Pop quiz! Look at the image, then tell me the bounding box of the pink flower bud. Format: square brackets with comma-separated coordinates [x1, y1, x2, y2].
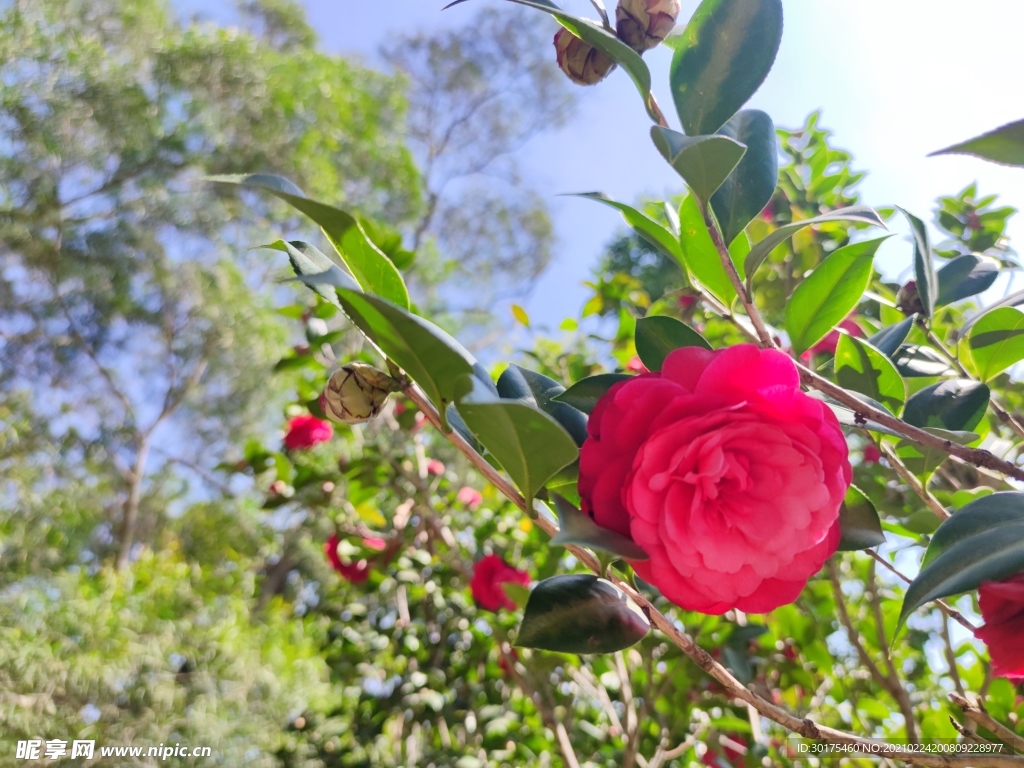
[625, 356, 648, 374]
[457, 486, 483, 510]
[554, 28, 616, 86]
[616, 0, 680, 52]
[426, 459, 445, 476]
[320, 363, 396, 425]
[863, 445, 882, 464]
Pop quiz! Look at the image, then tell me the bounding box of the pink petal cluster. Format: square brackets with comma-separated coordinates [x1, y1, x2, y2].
[469, 554, 530, 612]
[578, 344, 851, 614]
[456, 486, 484, 510]
[283, 414, 333, 451]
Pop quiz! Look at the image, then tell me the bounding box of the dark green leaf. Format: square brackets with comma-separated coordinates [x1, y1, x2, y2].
[650, 127, 746, 202]
[898, 207, 937, 318]
[545, 461, 581, 507]
[837, 485, 885, 552]
[902, 379, 990, 432]
[894, 429, 976, 480]
[679, 194, 748, 305]
[458, 393, 579, 508]
[553, 373, 633, 414]
[446, 0, 660, 122]
[208, 174, 410, 308]
[785, 237, 888, 355]
[967, 307, 1024, 381]
[869, 317, 915, 358]
[710, 110, 778, 245]
[497, 365, 589, 446]
[936, 254, 999, 307]
[929, 119, 1024, 167]
[260, 239, 360, 305]
[891, 345, 953, 378]
[834, 334, 906, 414]
[515, 575, 650, 654]
[572, 193, 682, 265]
[549, 495, 649, 560]
[899, 492, 1024, 629]
[635, 316, 711, 372]
[743, 207, 886, 291]
[668, 0, 784, 135]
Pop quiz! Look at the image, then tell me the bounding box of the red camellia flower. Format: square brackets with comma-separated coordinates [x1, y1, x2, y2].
[457, 486, 484, 510]
[974, 573, 1024, 680]
[324, 533, 370, 583]
[863, 445, 882, 464]
[578, 344, 851, 614]
[469, 554, 530, 612]
[283, 414, 333, 451]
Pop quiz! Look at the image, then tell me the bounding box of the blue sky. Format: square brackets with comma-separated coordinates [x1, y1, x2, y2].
[185, 0, 1024, 328]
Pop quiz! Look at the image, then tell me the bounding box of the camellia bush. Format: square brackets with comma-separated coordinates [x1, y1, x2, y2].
[208, 0, 1024, 765]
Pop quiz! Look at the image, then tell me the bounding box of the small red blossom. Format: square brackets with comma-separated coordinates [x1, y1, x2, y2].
[457, 487, 484, 510]
[470, 554, 530, 612]
[625, 356, 649, 374]
[974, 572, 1024, 680]
[801, 318, 863, 360]
[426, 459, 446, 476]
[678, 294, 697, 309]
[283, 414, 333, 451]
[362, 536, 387, 552]
[324, 533, 370, 583]
[863, 445, 882, 464]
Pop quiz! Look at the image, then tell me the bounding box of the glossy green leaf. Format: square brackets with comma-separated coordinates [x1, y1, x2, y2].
[834, 334, 906, 414]
[898, 207, 937, 318]
[837, 485, 885, 552]
[868, 317, 915, 358]
[929, 119, 1024, 167]
[899, 492, 1024, 629]
[743, 207, 886, 291]
[785, 237, 887, 355]
[635, 316, 711, 372]
[936, 254, 999, 307]
[650, 127, 746, 202]
[554, 373, 633, 414]
[446, 0, 660, 122]
[545, 461, 581, 507]
[207, 174, 410, 308]
[669, 0, 784, 135]
[497, 365, 589, 447]
[458, 395, 579, 509]
[549, 494, 649, 560]
[573, 193, 683, 265]
[260, 239, 360, 305]
[679, 194, 748, 305]
[903, 379, 990, 432]
[967, 307, 1024, 381]
[891, 344, 953, 378]
[710, 110, 778, 245]
[894, 430, 975, 480]
[515, 575, 650, 654]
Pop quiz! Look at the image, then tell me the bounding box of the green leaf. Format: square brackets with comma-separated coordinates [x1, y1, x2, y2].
[572, 193, 683, 265]
[837, 485, 885, 552]
[650, 127, 746, 202]
[207, 174, 410, 308]
[811, 392, 907, 440]
[260, 239, 360, 305]
[898, 207, 937, 319]
[497, 365, 589, 447]
[743, 207, 886, 292]
[515, 575, 650, 654]
[545, 461, 581, 507]
[894, 431, 974, 480]
[553, 373, 633, 414]
[902, 379, 990, 432]
[458, 395, 579, 509]
[967, 307, 1024, 381]
[446, 0, 660, 122]
[899, 492, 1024, 630]
[785, 237, 888, 355]
[710, 110, 778, 245]
[634, 316, 711, 372]
[333, 286, 477, 430]
[929, 119, 1024, 167]
[549, 495, 649, 560]
[868, 317, 915, 357]
[668, 0, 784, 136]
[936, 254, 999, 307]
[834, 334, 906, 415]
[679, 194, 748, 305]
[891, 345, 953, 378]
[358, 216, 416, 270]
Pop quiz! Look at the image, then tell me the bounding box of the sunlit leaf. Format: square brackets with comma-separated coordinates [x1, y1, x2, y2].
[634, 316, 711, 372]
[710, 110, 778, 245]
[967, 307, 1024, 381]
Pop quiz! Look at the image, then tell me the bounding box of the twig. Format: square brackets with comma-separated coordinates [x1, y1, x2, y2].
[941, 616, 966, 698]
[867, 551, 978, 632]
[877, 441, 950, 520]
[867, 559, 919, 741]
[950, 694, 1024, 754]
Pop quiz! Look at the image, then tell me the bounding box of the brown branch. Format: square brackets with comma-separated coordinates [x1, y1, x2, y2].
[866, 551, 978, 632]
[867, 559, 919, 741]
[941, 617, 966, 698]
[950, 694, 1024, 754]
[877, 441, 950, 520]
